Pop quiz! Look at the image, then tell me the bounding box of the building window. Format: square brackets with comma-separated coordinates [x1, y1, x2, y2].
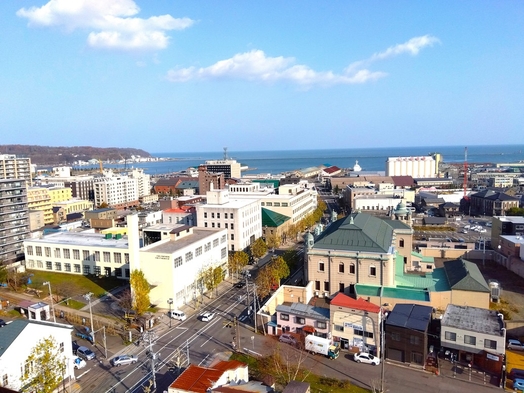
[296, 317, 305, 325]
[211, 212, 215, 219]
[196, 246, 203, 257]
[102, 252, 110, 262]
[125, 269, 130, 278]
[45, 247, 51, 257]
[427, 265, 433, 270]
[484, 339, 497, 350]
[55, 262, 62, 271]
[114, 253, 122, 264]
[399, 239, 405, 247]
[445, 331, 456, 341]
[205, 242, 211, 252]
[350, 263, 355, 274]
[221, 235, 227, 243]
[62, 249, 70, 259]
[65, 263, 71, 272]
[54, 248, 61, 258]
[391, 332, 401, 341]
[94, 266, 101, 276]
[204, 212, 207, 218]
[37, 261, 43, 269]
[74, 264, 81, 273]
[324, 282, 330, 291]
[221, 247, 227, 258]
[315, 281, 320, 290]
[339, 283, 345, 292]
[212, 223, 215, 228]
[317, 321, 327, 329]
[231, 223, 234, 229]
[224, 213, 228, 219]
[225, 223, 228, 229]
[3, 374, 8, 386]
[46, 261, 52, 270]
[280, 313, 289, 321]
[27, 246, 33, 255]
[334, 324, 344, 332]
[217, 213, 220, 219]
[27, 260, 34, 268]
[464, 335, 476, 346]
[174, 257, 183, 268]
[185, 252, 193, 262]
[213, 239, 219, 247]
[217, 223, 220, 228]
[83, 250, 89, 261]
[94, 251, 100, 262]
[73, 249, 80, 260]
[231, 234, 235, 240]
[339, 263, 344, 273]
[204, 222, 208, 227]
[319, 262, 325, 272]
[410, 335, 420, 345]
[115, 268, 122, 277]
[36, 246, 42, 256]
[124, 253, 129, 263]
[83, 265, 90, 275]
[369, 266, 376, 277]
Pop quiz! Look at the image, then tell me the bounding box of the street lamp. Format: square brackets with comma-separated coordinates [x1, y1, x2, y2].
[83, 292, 95, 342]
[43, 281, 56, 323]
[167, 298, 173, 328]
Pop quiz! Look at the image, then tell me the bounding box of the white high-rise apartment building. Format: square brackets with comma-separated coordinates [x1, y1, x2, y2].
[128, 168, 151, 197]
[196, 189, 261, 252]
[93, 175, 139, 209]
[0, 154, 32, 185]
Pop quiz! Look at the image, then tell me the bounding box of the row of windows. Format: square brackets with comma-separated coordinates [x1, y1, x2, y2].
[444, 331, 497, 349]
[261, 202, 289, 207]
[25, 260, 130, 277]
[204, 212, 234, 219]
[174, 238, 224, 269]
[26, 246, 128, 264]
[279, 313, 327, 329]
[204, 222, 235, 230]
[318, 262, 377, 277]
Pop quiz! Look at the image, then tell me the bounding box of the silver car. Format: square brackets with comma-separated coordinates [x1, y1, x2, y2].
[110, 355, 138, 367]
[77, 346, 95, 361]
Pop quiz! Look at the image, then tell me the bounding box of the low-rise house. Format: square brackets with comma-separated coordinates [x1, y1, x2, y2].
[440, 304, 505, 376]
[384, 303, 433, 366]
[274, 302, 330, 338]
[0, 320, 74, 392]
[329, 293, 381, 355]
[168, 360, 249, 393]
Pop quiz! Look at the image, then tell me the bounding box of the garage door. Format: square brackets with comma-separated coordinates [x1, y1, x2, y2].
[387, 348, 404, 362]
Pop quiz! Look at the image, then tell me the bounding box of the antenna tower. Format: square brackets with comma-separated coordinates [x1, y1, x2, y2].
[463, 147, 468, 199]
[223, 147, 228, 160]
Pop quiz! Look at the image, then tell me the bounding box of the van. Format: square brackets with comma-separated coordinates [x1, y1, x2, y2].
[168, 310, 187, 321]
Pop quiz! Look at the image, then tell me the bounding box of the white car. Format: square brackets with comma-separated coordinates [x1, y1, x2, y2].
[508, 339, 524, 351]
[73, 357, 86, 369]
[353, 352, 380, 365]
[200, 312, 215, 322]
[110, 355, 138, 367]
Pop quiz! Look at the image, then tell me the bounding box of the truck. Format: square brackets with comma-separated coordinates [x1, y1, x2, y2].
[304, 335, 340, 359]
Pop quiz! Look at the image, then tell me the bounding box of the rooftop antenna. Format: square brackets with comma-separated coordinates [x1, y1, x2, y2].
[223, 147, 228, 160]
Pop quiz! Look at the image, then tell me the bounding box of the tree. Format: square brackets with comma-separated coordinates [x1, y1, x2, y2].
[506, 207, 524, 216]
[228, 251, 249, 279]
[254, 265, 275, 299]
[266, 233, 281, 250]
[250, 238, 268, 261]
[0, 264, 8, 285]
[20, 336, 66, 393]
[201, 266, 224, 297]
[271, 256, 290, 281]
[130, 270, 151, 316]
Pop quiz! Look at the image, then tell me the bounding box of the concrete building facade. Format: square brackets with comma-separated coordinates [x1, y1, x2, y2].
[0, 154, 32, 185]
[0, 179, 29, 263]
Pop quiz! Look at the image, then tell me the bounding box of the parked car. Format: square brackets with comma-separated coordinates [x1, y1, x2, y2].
[77, 346, 95, 361]
[279, 333, 297, 346]
[509, 368, 524, 380]
[353, 352, 380, 365]
[235, 281, 246, 288]
[73, 357, 86, 369]
[0, 319, 6, 327]
[508, 339, 524, 351]
[514, 378, 524, 390]
[110, 355, 138, 367]
[168, 310, 187, 321]
[200, 312, 215, 322]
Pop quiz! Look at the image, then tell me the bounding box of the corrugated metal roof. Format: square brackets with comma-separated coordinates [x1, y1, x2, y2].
[330, 293, 380, 313]
[275, 303, 330, 321]
[443, 259, 490, 292]
[0, 320, 28, 357]
[169, 364, 224, 392]
[261, 208, 290, 227]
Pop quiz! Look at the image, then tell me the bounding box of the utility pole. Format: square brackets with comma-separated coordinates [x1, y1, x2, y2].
[83, 292, 95, 342]
[94, 326, 107, 358]
[142, 330, 159, 391]
[253, 283, 258, 333]
[43, 281, 56, 323]
[380, 286, 385, 393]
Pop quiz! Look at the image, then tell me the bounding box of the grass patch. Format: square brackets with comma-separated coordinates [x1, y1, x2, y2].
[65, 299, 85, 310]
[27, 270, 124, 297]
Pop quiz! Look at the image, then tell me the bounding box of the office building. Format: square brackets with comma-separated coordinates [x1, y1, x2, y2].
[0, 179, 29, 263]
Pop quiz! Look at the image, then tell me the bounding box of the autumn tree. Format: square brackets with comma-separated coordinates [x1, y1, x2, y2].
[20, 336, 66, 393]
[254, 264, 275, 299]
[271, 256, 290, 282]
[266, 233, 281, 251]
[228, 251, 249, 279]
[506, 207, 524, 216]
[130, 270, 151, 316]
[0, 264, 8, 285]
[250, 237, 268, 262]
[201, 266, 224, 297]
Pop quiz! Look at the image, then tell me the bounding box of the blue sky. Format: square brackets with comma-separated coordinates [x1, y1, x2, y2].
[1, 1, 523, 154]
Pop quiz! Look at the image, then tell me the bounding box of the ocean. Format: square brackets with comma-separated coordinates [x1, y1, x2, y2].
[96, 144, 524, 176]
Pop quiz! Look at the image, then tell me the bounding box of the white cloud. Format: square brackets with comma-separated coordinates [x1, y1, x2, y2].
[17, 0, 194, 51]
[167, 35, 439, 87]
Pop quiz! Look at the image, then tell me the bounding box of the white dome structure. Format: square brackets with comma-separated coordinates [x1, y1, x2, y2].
[353, 160, 362, 172]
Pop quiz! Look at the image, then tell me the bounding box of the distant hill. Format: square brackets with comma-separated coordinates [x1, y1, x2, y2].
[0, 144, 152, 166]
